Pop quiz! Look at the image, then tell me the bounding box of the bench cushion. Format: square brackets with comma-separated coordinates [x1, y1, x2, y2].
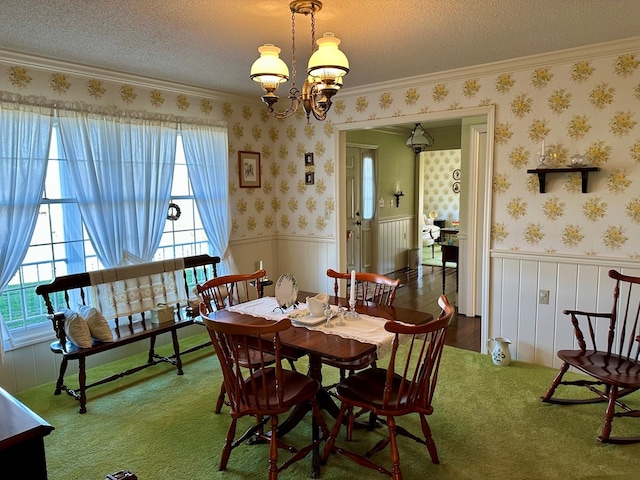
[77, 304, 114, 342]
[63, 309, 93, 348]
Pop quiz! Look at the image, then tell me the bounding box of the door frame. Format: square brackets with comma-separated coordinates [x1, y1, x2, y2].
[333, 105, 495, 352]
[346, 143, 379, 273]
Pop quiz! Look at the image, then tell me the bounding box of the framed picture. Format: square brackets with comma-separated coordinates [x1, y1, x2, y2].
[453, 168, 461, 180]
[238, 151, 261, 188]
[304, 152, 314, 166]
[452, 181, 460, 193]
[305, 172, 315, 185]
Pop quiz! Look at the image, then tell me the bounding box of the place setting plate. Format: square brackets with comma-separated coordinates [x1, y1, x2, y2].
[288, 310, 327, 326]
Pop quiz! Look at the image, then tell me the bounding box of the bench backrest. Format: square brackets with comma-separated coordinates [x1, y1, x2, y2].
[36, 254, 220, 340]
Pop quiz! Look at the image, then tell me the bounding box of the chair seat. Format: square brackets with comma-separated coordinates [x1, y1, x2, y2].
[336, 367, 432, 415]
[235, 348, 276, 368]
[321, 351, 377, 370]
[558, 349, 640, 389]
[242, 368, 320, 411]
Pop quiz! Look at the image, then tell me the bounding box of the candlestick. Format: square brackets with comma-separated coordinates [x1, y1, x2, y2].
[346, 269, 359, 319]
[349, 270, 356, 303]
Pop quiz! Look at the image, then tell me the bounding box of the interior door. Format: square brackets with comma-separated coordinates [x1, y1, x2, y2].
[346, 146, 375, 272]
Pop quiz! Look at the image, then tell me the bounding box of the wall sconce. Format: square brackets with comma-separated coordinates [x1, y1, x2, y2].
[393, 190, 404, 207]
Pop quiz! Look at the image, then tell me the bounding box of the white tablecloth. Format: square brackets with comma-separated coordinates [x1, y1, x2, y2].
[226, 296, 397, 359]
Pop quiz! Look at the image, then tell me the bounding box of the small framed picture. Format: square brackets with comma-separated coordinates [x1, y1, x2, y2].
[452, 181, 460, 193]
[305, 172, 315, 185]
[304, 152, 314, 166]
[238, 151, 261, 188]
[453, 168, 461, 180]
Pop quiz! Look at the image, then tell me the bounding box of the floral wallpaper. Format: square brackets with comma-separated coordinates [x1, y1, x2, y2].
[2, 38, 639, 260]
[422, 149, 461, 226]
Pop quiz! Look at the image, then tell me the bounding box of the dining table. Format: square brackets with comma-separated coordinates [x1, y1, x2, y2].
[209, 291, 434, 478]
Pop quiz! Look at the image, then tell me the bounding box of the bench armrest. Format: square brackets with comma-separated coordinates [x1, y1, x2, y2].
[48, 312, 67, 352]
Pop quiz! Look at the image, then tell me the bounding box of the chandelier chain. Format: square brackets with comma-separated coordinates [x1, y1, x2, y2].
[310, 9, 316, 52]
[290, 9, 297, 86]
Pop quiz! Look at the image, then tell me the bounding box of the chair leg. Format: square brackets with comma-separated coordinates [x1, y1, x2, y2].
[322, 403, 347, 464]
[386, 416, 402, 480]
[419, 413, 439, 464]
[219, 417, 237, 471]
[598, 386, 618, 443]
[540, 362, 569, 402]
[215, 383, 227, 414]
[268, 415, 279, 480]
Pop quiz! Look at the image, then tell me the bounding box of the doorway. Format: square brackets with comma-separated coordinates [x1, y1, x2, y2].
[334, 106, 495, 348]
[345, 144, 378, 273]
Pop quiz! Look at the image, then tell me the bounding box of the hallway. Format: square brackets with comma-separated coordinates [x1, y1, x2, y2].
[387, 265, 481, 352]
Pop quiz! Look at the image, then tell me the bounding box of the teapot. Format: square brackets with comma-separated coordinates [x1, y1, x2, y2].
[306, 293, 329, 317]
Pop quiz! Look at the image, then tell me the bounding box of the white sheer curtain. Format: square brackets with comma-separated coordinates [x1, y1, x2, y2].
[57, 110, 177, 268]
[181, 124, 236, 275]
[0, 103, 52, 360]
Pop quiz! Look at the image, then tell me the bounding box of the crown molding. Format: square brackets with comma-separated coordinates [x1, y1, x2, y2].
[0, 47, 255, 105]
[342, 36, 640, 98]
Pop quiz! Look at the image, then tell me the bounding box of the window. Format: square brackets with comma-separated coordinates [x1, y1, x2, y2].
[361, 152, 375, 220]
[0, 126, 208, 344]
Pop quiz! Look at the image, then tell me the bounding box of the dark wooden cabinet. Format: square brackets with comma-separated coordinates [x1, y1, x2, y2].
[0, 387, 54, 479]
[441, 244, 459, 294]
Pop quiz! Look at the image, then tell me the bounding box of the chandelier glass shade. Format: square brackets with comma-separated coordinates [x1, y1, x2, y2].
[249, 0, 349, 121]
[406, 123, 435, 153]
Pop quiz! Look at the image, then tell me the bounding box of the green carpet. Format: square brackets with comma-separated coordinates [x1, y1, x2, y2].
[16, 333, 640, 480]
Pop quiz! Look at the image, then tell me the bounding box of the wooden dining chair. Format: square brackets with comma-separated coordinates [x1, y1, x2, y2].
[327, 268, 400, 306]
[540, 269, 640, 444]
[324, 268, 401, 384]
[321, 295, 454, 479]
[200, 307, 329, 479]
[197, 269, 266, 312]
[197, 269, 270, 414]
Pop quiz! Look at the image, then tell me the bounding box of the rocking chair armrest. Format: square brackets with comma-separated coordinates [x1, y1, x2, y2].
[562, 309, 611, 320]
[562, 309, 613, 349]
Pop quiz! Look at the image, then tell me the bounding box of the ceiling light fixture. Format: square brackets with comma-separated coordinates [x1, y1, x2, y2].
[406, 123, 434, 153]
[249, 0, 349, 122]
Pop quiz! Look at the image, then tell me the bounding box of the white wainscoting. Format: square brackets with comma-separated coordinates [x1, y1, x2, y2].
[274, 235, 338, 295]
[377, 216, 415, 274]
[489, 250, 640, 368]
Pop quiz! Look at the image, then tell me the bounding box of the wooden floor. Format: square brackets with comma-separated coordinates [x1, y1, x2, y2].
[386, 265, 482, 353]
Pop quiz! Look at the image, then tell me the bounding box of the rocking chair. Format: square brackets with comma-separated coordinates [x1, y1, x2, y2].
[540, 269, 640, 444]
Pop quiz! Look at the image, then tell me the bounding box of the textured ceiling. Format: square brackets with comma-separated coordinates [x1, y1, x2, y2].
[1, 0, 639, 98]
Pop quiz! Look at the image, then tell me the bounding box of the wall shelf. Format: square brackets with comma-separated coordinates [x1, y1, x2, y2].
[526, 166, 600, 193]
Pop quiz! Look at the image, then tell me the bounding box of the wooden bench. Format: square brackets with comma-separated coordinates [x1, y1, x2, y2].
[35, 254, 220, 413]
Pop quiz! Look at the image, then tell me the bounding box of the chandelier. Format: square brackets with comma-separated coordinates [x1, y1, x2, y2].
[250, 0, 349, 122]
[406, 123, 434, 153]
